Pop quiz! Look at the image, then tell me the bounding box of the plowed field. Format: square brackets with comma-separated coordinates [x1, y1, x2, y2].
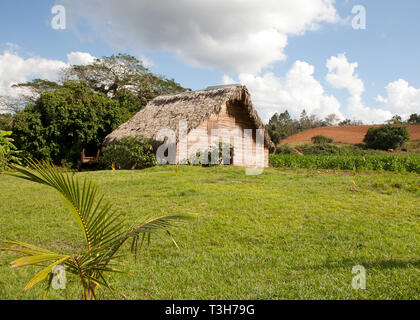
[281, 125, 420, 144]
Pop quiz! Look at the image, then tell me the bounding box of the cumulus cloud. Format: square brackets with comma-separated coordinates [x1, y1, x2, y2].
[224, 60, 342, 122]
[326, 53, 393, 123]
[61, 0, 339, 73]
[67, 51, 96, 66]
[376, 79, 420, 119]
[0, 49, 95, 106]
[326, 53, 364, 97]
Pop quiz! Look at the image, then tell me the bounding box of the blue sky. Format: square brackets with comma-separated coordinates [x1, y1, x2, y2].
[1, 0, 419, 123]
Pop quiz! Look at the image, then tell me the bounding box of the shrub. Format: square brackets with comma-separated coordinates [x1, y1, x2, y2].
[189, 142, 234, 166]
[311, 135, 334, 145]
[354, 143, 368, 150]
[275, 145, 295, 155]
[0, 131, 22, 171]
[364, 125, 410, 150]
[100, 137, 156, 170]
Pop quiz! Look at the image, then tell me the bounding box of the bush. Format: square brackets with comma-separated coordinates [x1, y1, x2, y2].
[311, 135, 334, 145]
[189, 142, 234, 166]
[100, 137, 156, 170]
[0, 131, 22, 171]
[275, 145, 295, 155]
[364, 125, 410, 150]
[297, 144, 342, 156]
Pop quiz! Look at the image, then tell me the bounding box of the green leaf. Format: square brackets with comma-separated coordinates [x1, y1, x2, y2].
[25, 256, 70, 291]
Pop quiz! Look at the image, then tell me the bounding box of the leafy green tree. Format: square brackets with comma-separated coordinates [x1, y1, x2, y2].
[407, 113, 420, 124]
[2, 160, 191, 300]
[338, 119, 364, 126]
[64, 53, 189, 114]
[0, 80, 62, 113]
[324, 114, 340, 126]
[364, 125, 410, 150]
[267, 110, 330, 145]
[299, 110, 311, 130]
[0, 113, 14, 131]
[13, 81, 130, 165]
[5, 54, 188, 165]
[387, 115, 403, 125]
[267, 111, 296, 144]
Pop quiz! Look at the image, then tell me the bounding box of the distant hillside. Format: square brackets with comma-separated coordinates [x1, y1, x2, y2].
[280, 125, 420, 145]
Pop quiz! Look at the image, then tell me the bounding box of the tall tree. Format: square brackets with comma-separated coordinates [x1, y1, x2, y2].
[13, 81, 130, 164]
[324, 114, 340, 126]
[63, 53, 189, 113]
[338, 119, 364, 126]
[407, 113, 420, 124]
[387, 115, 403, 125]
[299, 110, 311, 130]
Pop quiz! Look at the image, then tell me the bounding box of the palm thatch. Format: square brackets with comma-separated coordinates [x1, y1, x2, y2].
[104, 85, 275, 152]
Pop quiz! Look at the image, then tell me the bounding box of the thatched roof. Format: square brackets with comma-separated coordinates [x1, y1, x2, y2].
[104, 85, 275, 152]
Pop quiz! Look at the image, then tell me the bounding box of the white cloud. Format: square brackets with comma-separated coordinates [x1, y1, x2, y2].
[326, 53, 393, 123]
[222, 75, 238, 85]
[67, 52, 96, 66]
[376, 79, 420, 119]
[62, 0, 339, 73]
[0, 51, 66, 101]
[326, 53, 364, 97]
[224, 60, 342, 122]
[0, 49, 96, 105]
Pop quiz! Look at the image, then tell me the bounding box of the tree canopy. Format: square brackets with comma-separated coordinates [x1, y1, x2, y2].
[408, 113, 420, 124]
[63, 53, 189, 110]
[267, 110, 347, 145]
[364, 125, 410, 150]
[8, 53, 189, 165]
[13, 81, 130, 164]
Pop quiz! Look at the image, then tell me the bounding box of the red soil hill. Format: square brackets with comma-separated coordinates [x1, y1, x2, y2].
[280, 125, 420, 145]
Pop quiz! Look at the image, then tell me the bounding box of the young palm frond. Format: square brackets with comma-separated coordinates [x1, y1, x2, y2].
[1, 160, 193, 300]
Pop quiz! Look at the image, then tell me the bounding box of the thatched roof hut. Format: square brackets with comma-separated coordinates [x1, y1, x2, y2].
[105, 85, 275, 167]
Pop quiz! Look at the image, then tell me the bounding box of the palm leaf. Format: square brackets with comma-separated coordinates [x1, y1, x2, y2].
[1, 240, 63, 255]
[10, 254, 70, 269]
[5, 160, 193, 299]
[24, 256, 70, 291]
[106, 215, 194, 261]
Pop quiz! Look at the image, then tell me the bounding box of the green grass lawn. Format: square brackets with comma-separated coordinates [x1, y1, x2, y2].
[1, 166, 419, 300]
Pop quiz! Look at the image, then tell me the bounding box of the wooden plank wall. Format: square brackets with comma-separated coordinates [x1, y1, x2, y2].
[177, 101, 269, 167]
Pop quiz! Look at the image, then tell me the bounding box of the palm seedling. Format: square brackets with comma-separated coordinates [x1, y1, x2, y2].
[1, 160, 192, 300]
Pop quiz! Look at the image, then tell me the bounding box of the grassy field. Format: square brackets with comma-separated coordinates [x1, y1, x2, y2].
[1, 166, 419, 300]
